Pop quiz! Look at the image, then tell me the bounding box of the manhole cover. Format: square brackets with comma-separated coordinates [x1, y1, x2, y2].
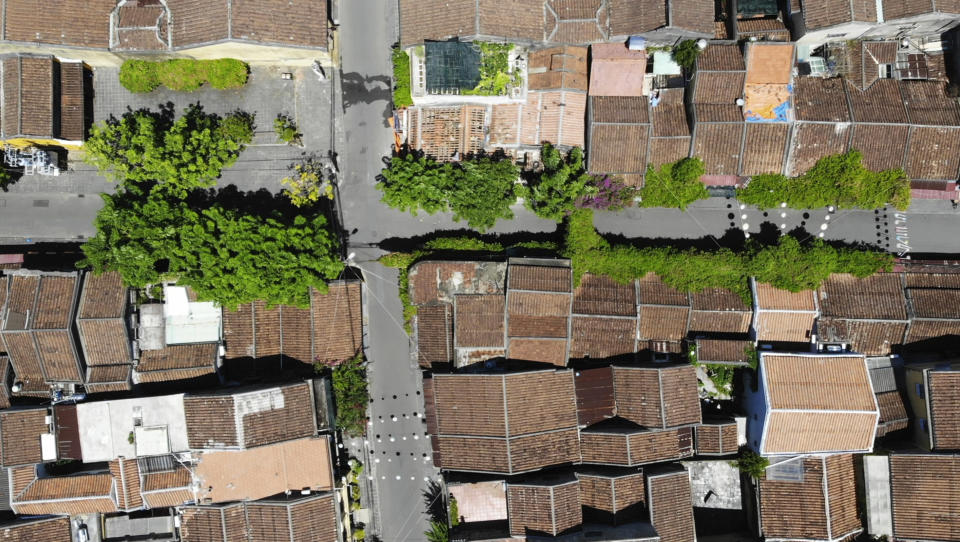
[32, 200, 49, 207]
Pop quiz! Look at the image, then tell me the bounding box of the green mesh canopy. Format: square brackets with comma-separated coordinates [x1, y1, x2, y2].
[425, 40, 481, 94]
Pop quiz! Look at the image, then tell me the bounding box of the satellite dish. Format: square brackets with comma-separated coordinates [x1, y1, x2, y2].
[736, 98, 746, 106]
[11, 381, 22, 393]
[697, 39, 708, 50]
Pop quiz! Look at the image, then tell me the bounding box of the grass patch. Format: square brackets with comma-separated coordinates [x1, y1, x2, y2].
[119, 58, 248, 93]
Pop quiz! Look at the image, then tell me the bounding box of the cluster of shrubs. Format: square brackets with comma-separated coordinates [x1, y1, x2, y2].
[119, 59, 249, 93]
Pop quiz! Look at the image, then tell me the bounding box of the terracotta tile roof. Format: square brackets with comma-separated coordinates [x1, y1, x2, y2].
[477, 0, 545, 41]
[185, 382, 316, 450]
[166, 0, 229, 47]
[736, 17, 790, 38]
[818, 273, 907, 320]
[570, 316, 636, 359]
[608, 0, 667, 35]
[907, 126, 960, 181]
[194, 437, 333, 503]
[588, 123, 650, 176]
[847, 80, 908, 123]
[905, 272, 960, 288]
[589, 44, 647, 97]
[908, 287, 960, 319]
[551, 20, 605, 43]
[649, 137, 692, 168]
[181, 503, 248, 542]
[647, 468, 695, 542]
[818, 319, 907, 356]
[693, 72, 746, 122]
[929, 371, 960, 450]
[794, 77, 851, 122]
[613, 365, 701, 429]
[77, 272, 131, 367]
[2, 332, 45, 389]
[638, 274, 689, 306]
[651, 88, 690, 137]
[695, 420, 738, 455]
[0, 357, 10, 409]
[787, 122, 852, 177]
[759, 455, 861, 541]
[697, 44, 745, 71]
[590, 96, 649, 124]
[410, 261, 505, 305]
[429, 371, 580, 473]
[890, 454, 960, 541]
[695, 339, 752, 365]
[0, 408, 48, 467]
[455, 295, 505, 348]
[670, 0, 715, 34]
[902, 81, 960, 126]
[417, 304, 453, 367]
[59, 61, 86, 141]
[581, 425, 694, 465]
[509, 338, 568, 366]
[136, 343, 217, 383]
[760, 354, 877, 454]
[639, 305, 690, 342]
[754, 282, 816, 311]
[875, 390, 908, 436]
[529, 46, 589, 92]
[577, 471, 646, 520]
[883, 0, 936, 20]
[230, 0, 327, 48]
[537, 90, 587, 147]
[2, 0, 114, 48]
[408, 106, 487, 161]
[905, 318, 960, 344]
[740, 123, 789, 176]
[850, 123, 909, 172]
[507, 291, 570, 338]
[574, 366, 615, 426]
[251, 493, 339, 542]
[690, 310, 751, 335]
[398, 0, 476, 46]
[803, 0, 875, 28]
[507, 480, 581, 536]
[0, 517, 72, 541]
[573, 274, 636, 316]
[86, 364, 133, 393]
[14, 472, 117, 515]
[508, 264, 571, 293]
[693, 122, 744, 175]
[109, 458, 142, 511]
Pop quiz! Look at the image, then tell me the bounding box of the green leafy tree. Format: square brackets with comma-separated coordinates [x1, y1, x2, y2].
[425, 521, 449, 542]
[640, 157, 709, 209]
[448, 155, 518, 231]
[523, 144, 593, 221]
[733, 450, 770, 479]
[329, 354, 370, 436]
[282, 157, 335, 207]
[274, 113, 302, 145]
[378, 152, 520, 232]
[378, 153, 454, 215]
[737, 151, 910, 210]
[79, 188, 344, 309]
[84, 104, 254, 197]
[747, 236, 836, 292]
[673, 40, 702, 70]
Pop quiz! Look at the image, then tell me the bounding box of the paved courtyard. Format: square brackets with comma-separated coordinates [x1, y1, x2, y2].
[0, 64, 335, 242]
